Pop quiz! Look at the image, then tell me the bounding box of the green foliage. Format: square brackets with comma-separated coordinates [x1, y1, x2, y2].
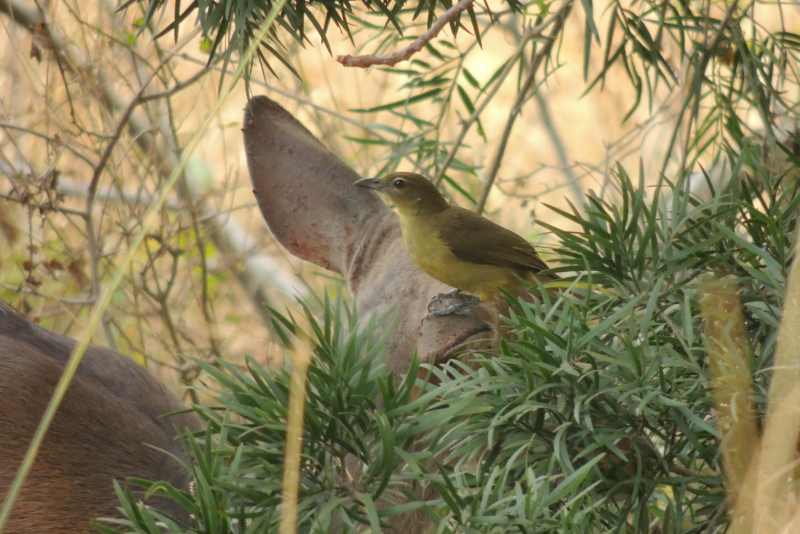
[107, 0, 800, 531]
[333, 0, 800, 214]
[102, 297, 439, 532]
[105, 156, 797, 531]
[117, 0, 510, 79]
[121, 0, 800, 209]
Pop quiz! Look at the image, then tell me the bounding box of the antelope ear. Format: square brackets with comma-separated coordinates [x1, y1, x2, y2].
[242, 96, 382, 274]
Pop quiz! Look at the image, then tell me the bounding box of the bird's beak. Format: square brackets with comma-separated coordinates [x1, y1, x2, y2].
[354, 177, 385, 190]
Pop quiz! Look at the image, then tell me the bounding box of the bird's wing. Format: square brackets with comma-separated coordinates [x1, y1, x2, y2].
[436, 207, 553, 274]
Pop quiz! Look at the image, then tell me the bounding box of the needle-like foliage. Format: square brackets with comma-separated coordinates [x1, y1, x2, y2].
[102, 144, 799, 531]
[117, 0, 505, 81]
[95, 0, 800, 531]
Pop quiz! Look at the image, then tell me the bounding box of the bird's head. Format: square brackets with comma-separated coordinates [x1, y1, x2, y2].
[355, 172, 448, 215]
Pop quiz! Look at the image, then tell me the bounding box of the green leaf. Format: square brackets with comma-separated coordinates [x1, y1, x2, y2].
[350, 88, 443, 113]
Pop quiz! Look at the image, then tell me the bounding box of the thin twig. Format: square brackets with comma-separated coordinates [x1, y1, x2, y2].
[79, 25, 200, 347]
[0, 122, 95, 168]
[85, 78, 158, 325]
[476, 1, 573, 214]
[0, 192, 87, 219]
[144, 31, 225, 364]
[178, 53, 390, 138]
[433, 9, 568, 187]
[1, 0, 306, 326]
[533, 91, 584, 206]
[139, 67, 210, 102]
[337, 0, 474, 68]
[1, 165, 307, 301]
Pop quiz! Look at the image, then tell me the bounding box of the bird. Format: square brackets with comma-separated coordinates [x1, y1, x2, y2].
[354, 172, 556, 313]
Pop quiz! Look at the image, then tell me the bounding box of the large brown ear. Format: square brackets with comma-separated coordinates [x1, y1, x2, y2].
[243, 95, 494, 373]
[242, 96, 382, 274]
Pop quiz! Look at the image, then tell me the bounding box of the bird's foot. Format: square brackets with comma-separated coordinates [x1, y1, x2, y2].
[427, 290, 481, 317]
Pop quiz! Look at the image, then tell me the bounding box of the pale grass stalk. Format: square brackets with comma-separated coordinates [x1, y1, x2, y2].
[698, 274, 759, 531]
[730, 447, 761, 534]
[752, 228, 800, 533]
[783, 494, 800, 534]
[698, 276, 759, 487]
[279, 338, 313, 534]
[0, 0, 290, 528]
[751, 384, 800, 534]
[699, 254, 800, 534]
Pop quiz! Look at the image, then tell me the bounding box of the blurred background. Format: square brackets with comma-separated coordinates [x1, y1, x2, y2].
[0, 0, 797, 395]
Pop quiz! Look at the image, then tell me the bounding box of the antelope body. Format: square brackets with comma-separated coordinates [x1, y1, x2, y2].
[0, 302, 198, 533]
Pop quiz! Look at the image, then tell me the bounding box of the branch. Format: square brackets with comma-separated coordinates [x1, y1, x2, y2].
[433, 8, 570, 186]
[85, 78, 160, 336]
[476, 1, 573, 214]
[336, 0, 474, 68]
[533, 90, 584, 206]
[0, 0, 306, 325]
[1, 163, 307, 308]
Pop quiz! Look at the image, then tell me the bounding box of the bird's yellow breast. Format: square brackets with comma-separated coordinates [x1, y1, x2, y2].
[396, 211, 520, 301]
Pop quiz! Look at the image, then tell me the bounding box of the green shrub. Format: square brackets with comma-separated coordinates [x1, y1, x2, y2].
[104, 161, 798, 532]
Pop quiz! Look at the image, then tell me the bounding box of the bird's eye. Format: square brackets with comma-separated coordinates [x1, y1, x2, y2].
[393, 178, 405, 189]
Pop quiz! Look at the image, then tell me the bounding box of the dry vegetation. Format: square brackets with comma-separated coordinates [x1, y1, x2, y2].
[2, 0, 800, 531]
[5, 1, 794, 387]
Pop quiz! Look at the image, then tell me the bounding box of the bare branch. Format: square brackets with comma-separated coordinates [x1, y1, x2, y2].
[1, 166, 308, 301]
[0, 0, 306, 326]
[476, 1, 573, 214]
[433, 9, 569, 187]
[336, 0, 474, 68]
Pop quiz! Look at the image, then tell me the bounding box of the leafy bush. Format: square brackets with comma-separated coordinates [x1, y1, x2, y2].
[103, 151, 798, 532]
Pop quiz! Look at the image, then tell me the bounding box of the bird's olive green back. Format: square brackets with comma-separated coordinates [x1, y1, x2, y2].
[436, 206, 552, 274]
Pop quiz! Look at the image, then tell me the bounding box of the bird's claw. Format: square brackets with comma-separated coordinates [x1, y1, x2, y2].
[427, 290, 481, 317]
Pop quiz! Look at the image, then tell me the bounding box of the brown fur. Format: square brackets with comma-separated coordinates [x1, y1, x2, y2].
[242, 96, 494, 372]
[0, 302, 199, 533]
[243, 96, 499, 531]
